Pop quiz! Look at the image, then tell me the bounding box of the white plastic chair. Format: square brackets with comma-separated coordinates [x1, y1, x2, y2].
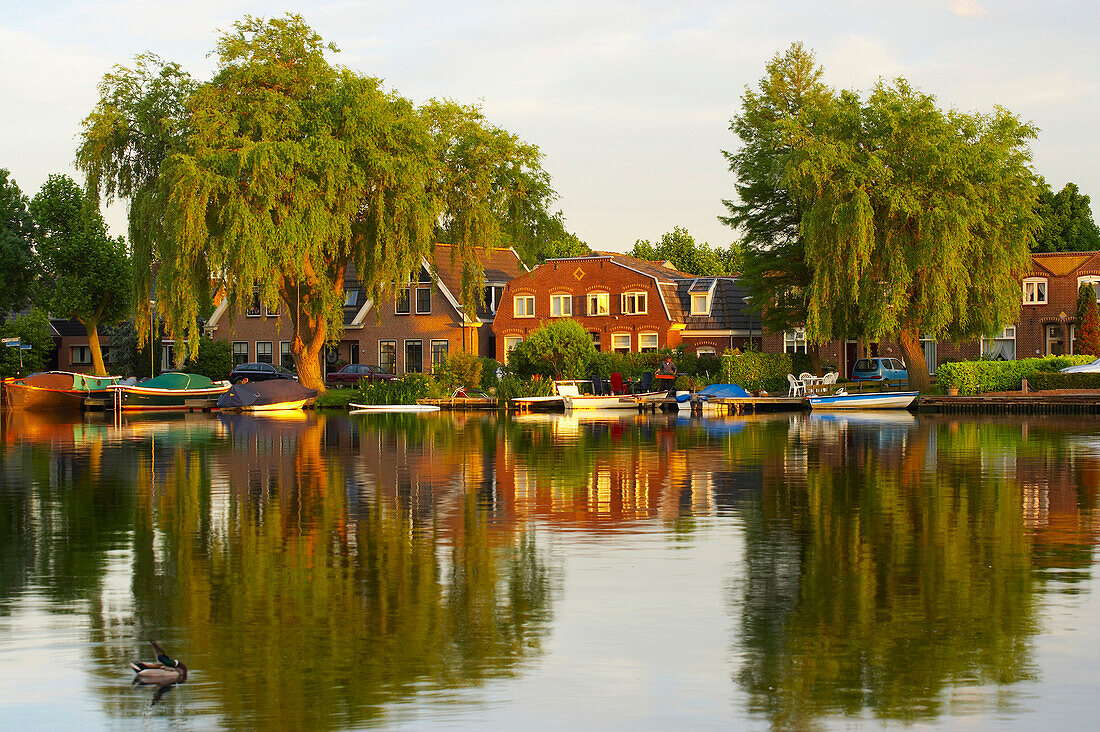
[787, 373, 805, 397]
[821, 372, 838, 385]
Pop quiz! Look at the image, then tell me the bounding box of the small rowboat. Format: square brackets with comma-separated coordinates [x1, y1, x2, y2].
[349, 403, 441, 413]
[807, 390, 918, 410]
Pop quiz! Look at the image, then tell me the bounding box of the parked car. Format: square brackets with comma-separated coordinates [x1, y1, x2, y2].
[851, 357, 909, 382]
[325, 363, 399, 387]
[229, 362, 298, 384]
[1061, 358, 1100, 373]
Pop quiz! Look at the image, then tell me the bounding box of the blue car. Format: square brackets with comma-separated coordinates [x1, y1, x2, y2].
[851, 357, 908, 382]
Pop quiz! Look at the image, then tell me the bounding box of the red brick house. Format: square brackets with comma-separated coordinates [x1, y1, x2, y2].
[205, 245, 526, 375]
[491, 253, 760, 362]
[760, 250, 1100, 376]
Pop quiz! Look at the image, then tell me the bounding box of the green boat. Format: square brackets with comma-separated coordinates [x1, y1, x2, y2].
[109, 372, 231, 411]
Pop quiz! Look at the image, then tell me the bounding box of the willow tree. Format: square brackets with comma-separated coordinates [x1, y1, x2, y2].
[781, 79, 1040, 390]
[79, 15, 551, 390]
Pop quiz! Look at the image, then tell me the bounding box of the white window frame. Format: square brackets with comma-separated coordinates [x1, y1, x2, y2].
[1023, 278, 1048, 305]
[550, 293, 572, 318]
[1077, 276, 1100, 303]
[71, 345, 92, 365]
[919, 335, 937, 376]
[514, 295, 535, 318]
[256, 341, 273, 364]
[395, 287, 411, 315]
[344, 289, 358, 307]
[783, 328, 807, 354]
[415, 286, 431, 314]
[981, 326, 1017, 361]
[621, 291, 647, 315]
[232, 341, 248, 365]
[696, 346, 717, 356]
[379, 340, 397, 374]
[430, 339, 449, 372]
[690, 293, 710, 316]
[265, 301, 280, 317]
[611, 333, 631, 353]
[504, 336, 523, 362]
[639, 332, 659, 352]
[280, 341, 293, 370]
[587, 291, 609, 316]
[404, 339, 423, 374]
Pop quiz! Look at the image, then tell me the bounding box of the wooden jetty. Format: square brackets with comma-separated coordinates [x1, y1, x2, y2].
[632, 394, 806, 415]
[920, 393, 1100, 415]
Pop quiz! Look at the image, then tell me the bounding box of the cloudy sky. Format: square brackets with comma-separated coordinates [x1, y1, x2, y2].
[2, 0, 1097, 252]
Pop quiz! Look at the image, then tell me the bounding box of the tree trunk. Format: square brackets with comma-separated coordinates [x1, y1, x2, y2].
[292, 313, 327, 393]
[809, 342, 822, 375]
[82, 318, 108, 376]
[897, 329, 930, 392]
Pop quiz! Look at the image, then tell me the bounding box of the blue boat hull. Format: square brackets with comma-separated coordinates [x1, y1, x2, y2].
[807, 391, 918, 410]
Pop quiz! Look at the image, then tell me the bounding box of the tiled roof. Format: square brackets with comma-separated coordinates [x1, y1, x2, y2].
[673, 278, 759, 331]
[50, 318, 109, 338]
[431, 244, 525, 290]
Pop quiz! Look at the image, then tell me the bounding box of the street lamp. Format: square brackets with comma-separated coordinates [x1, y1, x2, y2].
[741, 295, 754, 351]
[149, 299, 156, 377]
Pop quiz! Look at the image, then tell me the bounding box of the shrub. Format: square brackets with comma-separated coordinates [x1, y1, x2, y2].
[509, 320, 596, 379]
[721, 349, 812, 393]
[1026, 371, 1100, 391]
[353, 373, 444, 405]
[0, 308, 54, 378]
[479, 358, 503, 390]
[936, 355, 1093, 395]
[187, 337, 233, 381]
[494, 373, 554, 403]
[435, 351, 482, 391]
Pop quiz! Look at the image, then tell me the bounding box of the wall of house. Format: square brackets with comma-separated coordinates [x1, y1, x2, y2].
[493, 258, 676, 362]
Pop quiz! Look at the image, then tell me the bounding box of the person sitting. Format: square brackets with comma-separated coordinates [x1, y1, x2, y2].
[656, 356, 678, 397]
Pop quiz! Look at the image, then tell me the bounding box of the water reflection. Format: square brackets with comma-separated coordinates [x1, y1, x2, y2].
[1, 410, 1099, 728]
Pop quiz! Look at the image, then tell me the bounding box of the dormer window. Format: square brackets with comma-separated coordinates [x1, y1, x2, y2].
[345, 290, 358, 307]
[690, 293, 710, 316]
[1023, 278, 1047, 305]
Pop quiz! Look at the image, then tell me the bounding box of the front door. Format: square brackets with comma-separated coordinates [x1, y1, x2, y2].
[351, 342, 360, 365]
[1046, 324, 1065, 356]
[845, 341, 858, 378]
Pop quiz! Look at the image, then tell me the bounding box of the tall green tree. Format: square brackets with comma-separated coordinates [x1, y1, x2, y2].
[31, 174, 131, 376]
[780, 79, 1040, 391]
[0, 169, 39, 320]
[76, 53, 196, 342]
[1032, 181, 1100, 253]
[629, 226, 741, 276]
[1075, 283, 1100, 356]
[721, 43, 832, 370]
[79, 15, 554, 391]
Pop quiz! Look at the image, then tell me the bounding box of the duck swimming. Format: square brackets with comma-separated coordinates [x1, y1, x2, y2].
[131, 641, 188, 684]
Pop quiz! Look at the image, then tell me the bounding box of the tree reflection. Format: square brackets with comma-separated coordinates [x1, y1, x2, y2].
[116, 412, 554, 729]
[736, 414, 1100, 727]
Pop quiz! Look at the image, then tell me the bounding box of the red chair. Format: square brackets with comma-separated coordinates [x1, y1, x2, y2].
[610, 372, 626, 395]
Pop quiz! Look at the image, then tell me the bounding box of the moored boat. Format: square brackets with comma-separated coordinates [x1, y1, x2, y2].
[3, 371, 122, 411]
[109, 373, 231, 411]
[807, 390, 918, 410]
[216, 380, 317, 412]
[349, 403, 441, 413]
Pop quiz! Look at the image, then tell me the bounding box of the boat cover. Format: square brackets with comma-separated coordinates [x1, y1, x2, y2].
[217, 379, 316, 409]
[138, 373, 215, 390]
[696, 383, 751, 399]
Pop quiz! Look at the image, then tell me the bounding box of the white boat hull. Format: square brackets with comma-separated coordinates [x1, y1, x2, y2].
[349, 403, 441, 413]
[563, 394, 640, 410]
[807, 391, 918, 410]
[242, 399, 310, 412]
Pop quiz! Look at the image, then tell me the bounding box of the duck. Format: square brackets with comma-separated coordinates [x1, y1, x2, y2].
[131, 641, 188, 684]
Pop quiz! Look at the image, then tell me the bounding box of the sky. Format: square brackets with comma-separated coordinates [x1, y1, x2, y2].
[1, 0, 1098, 253]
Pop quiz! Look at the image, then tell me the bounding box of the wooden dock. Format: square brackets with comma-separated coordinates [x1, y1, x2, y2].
[632, 395, 807, 415]
[920, 393, 1100, 415]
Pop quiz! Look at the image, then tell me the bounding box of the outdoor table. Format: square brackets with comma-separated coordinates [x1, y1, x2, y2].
[801, 375, 824, 394]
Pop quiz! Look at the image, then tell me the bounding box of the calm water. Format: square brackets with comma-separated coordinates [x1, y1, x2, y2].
[1, 408, 1099, 729]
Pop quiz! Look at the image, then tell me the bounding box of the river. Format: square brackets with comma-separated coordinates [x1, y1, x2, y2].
[1, 409, 1098, 729]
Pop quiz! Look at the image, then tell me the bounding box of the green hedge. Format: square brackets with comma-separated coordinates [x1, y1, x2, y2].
[936, 355, 1093, 395]
[1027, 371, 1100, 391]
[721, 350, 812, 394]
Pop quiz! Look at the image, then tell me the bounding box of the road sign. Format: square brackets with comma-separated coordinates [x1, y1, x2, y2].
[20, 344, 32, 350]
[1, 337, 20, 346]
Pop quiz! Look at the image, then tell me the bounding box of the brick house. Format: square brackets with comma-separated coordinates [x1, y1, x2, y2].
[760, 250, 1100, 376]
[205, 245, 526, 375]
[491, 253, 760, 362]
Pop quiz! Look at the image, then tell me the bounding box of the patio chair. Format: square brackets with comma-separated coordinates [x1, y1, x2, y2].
[821, 371, 838, 385]
[591, 375, 607, 396]
[634, 371, 654, 393]
[787, 373, 806, 397]
[610, 372, 626, 395]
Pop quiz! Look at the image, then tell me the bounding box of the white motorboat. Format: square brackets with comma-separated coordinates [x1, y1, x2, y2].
[806, 390, 918, 410]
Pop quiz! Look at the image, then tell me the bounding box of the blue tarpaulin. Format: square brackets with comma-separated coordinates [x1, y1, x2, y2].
[696, 384, 750, 399]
